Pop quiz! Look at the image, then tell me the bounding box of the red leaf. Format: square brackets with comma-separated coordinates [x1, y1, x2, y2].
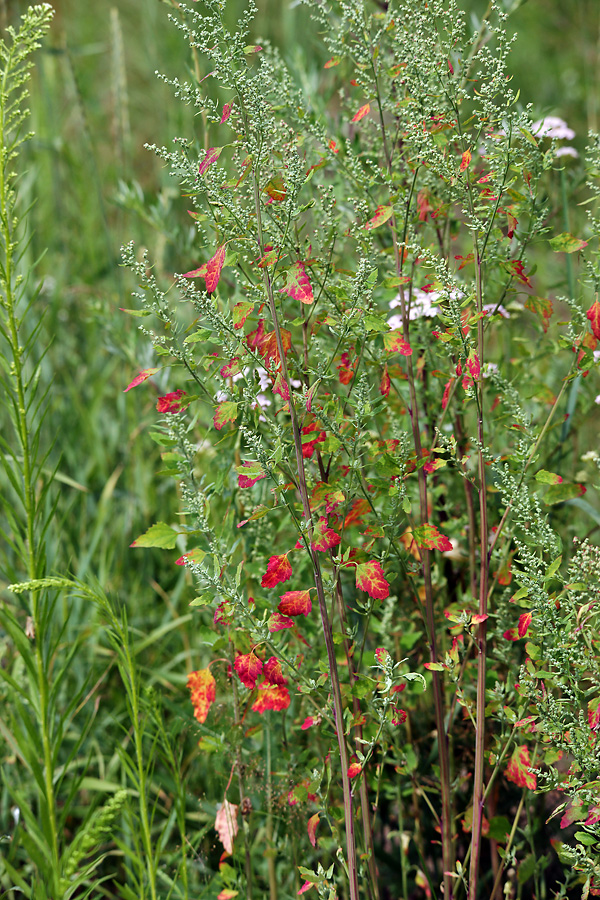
[525, 296, 553, 333]
[261, 554, 293, 588]
[213, 401, 238, 431]
[365, 204, 393, 230]
[301, 716, 320, 730]
[347, 762, 362, 778]
[199, 146, 223, 175]
[379, 364, 391, 397]
[412, 524, 453, 552]
[351, 103, 370, 123]
[503, 628, 518, 641]
[233, 300, 254, 329]
[181, 262, 209, 279]
[344, 498, 370, 529]
[324, 57, 340, 68]
[518, 612, 532, 638]
[307, 813, 320, 848]
[205, 244, 227, 292]
[263, 656, 288, 686]
[298, 883, 313, 895]
[273, 373, 290, 401]
[124, 368, 159, 392]
[560, 802, 586, 829]
[267, 612, 294, 632]
[460, 148, 472, 172]
[355, 560, 390, 599]
[311, 482, 345, 514]
[466, 351, 480, 379]
[588, 697, 600, 732]
[156, 389, 186, 414]
[278, 590, 312, 616]
[220, 101, 233, 124]
[301, 422, 326, 459]
[257, 328, 292, 367]
[187, 669, 216, 724]
[311, 517, 341, 552]
[375, 647, 391, 666]
[587, 300, 600, 340]
[252, 683, 291, 713]
[264, 175, 286, 202]
[417, 189, 432, 221]
[279, 261, 314, 305]
[329, 138, 339, 154]
[509, 260, 532, 288]
[383, 330, 413, 356]
[234, 653, 263, 689]
[505, 745, 536, 790]
[220, 358, 242, 378]
[237, 461, 267, 489]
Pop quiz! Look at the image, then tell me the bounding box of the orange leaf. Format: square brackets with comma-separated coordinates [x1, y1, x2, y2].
[383, 330, 412, 356]
[278, 590, 312, 616]
[351, 102, 370, 123]
[412, 524, 452, 552]
[518, 612, 532, 638]
[262, 554, 293, 588]
[355, 560, 390, 599]
[252, 683, 291, 713]
[347, 762, 362, 778]
[307, 813, 320, 848]
[187, 669, 216, 724]
[460, 148, 472, 172]
[123, 368, 159, 393]
[505, 745, 536, 790]
[205, 244, 226, 292]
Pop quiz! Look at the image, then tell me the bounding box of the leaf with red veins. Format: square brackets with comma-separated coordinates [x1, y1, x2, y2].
[220, 358, 242, 379]
[311, 517, 341, 552]
[466, 351, 481, 379]
[156, 390, 187, 414]
[278, 590, 312, 616]
[267, 612, 294, 632]
[234, 652, 264, 689]
[307, 813, 320, 848]
[205, 244, 227, 293]
[215, 800, 239, 855]
[365, 205, 393, 230]
[588, 697, 600, 732]
[379, 364, 391, 397]
[347, 762, 362, 778]
[351, 102, 370, 122]
[261, 554, 293, 588]
[187, 669, 216, 724]
[251, 683, 291, 713]
[383, 330, 413, 356]
[518, 612, 533, 638]
[236, 461, 266, 489]
[587, 299, 600, 340]
[220, 101, 233, 124]
[181, 262, 209, 279]
[355, 560, 390, 599]
[263, 656, 288, 686]
[375, 647, 391, 666]
[505, 745, 536, 790]
[233, 300, 254, 329]
[460, 148, 472, 172]
[124, 368, 159, 392]
[279, 261, 314, 305]
[508, 259, 532, 288]
[412, 523, 453, 552]
[213, 401, 238, 431]
[199, 146, 223, 176]
[258, 328, 292, 367]
[301, 422, 326, 459]
[273, 373, 290, 401]
[311, 482, 345, 514]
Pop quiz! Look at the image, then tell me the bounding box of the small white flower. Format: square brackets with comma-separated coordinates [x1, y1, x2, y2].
[532, 116, 575, 140]
[389, 288, 440, 321]
[593, 350, 600, 363]
[215, 389, 229, 402]
[595, 395, 600, 406]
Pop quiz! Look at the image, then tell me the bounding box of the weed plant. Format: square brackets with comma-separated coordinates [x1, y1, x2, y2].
[2, 1, 600, 899]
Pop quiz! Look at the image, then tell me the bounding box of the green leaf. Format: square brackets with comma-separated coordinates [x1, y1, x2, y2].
[129, 522, 179, 549]
[549, 232, 588, 253]
[574, 831, 597, 846]
[543, 482, 586, 505]
[535, 469, 562, 485]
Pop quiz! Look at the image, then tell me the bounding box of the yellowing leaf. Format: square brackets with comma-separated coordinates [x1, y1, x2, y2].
[351, 103, 370, 123]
